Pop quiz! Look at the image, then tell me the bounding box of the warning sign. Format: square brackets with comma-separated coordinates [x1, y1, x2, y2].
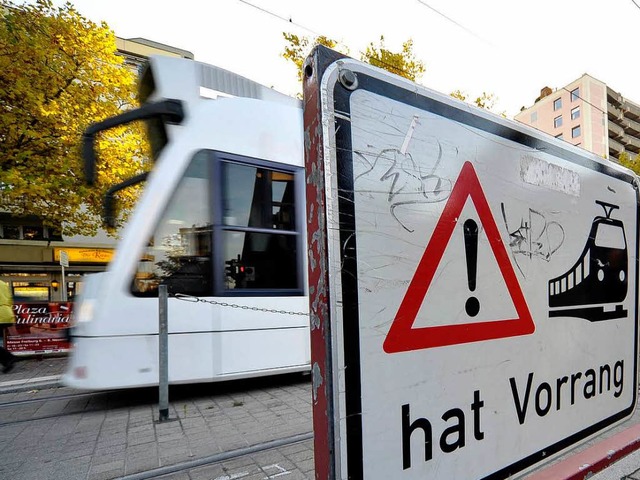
[305, 46, 638, 480]
[384, 161, 535, 353]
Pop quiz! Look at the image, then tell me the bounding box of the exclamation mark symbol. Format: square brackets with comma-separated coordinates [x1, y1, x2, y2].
[464, 219, 480, 317]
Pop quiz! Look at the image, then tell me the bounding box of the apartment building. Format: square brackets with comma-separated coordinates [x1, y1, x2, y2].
[0, 38, 193, 302]
[515, 74, 640, 161]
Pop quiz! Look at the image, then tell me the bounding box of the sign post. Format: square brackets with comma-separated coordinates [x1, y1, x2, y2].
[158, 284, 169, 422]
[59, 250, 69, 301]
[303, 46, 638, 479]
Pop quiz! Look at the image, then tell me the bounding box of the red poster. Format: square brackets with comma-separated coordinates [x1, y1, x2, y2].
[4, 302, 72, 355]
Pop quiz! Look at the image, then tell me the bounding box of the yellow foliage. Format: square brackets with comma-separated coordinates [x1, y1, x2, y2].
[282, 32, 347, 83]
[0, 0, 149, 236]
[362, 36, 425, 82]
[282, 33, 505, 114]
[618, 151, 640, 176]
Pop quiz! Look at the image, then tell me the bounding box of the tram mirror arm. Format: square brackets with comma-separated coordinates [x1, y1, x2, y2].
[103, 172, 149, 228]
[82, 99, 184, 185]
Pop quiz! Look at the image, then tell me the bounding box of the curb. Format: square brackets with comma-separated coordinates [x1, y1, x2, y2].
[525, 423, 640, 480]
[0, 376, 62, 394]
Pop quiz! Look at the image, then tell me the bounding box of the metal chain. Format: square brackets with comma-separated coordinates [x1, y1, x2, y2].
[172, 293, 309, 317]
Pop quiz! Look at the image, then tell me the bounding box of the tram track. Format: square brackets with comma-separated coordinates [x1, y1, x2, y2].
[0, 387, 159, 427]
[0, 389, 106, 426]
[0, 390, 107, 409]
[119, 431, 314, 480]
[0, 407, 107, 427]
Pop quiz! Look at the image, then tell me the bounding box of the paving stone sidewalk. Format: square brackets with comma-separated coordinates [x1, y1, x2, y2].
[3, 357, 640, 479]
[0, 356, 314, 480]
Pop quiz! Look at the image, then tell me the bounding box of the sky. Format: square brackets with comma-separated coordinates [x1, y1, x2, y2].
[54, 0, 640, 118]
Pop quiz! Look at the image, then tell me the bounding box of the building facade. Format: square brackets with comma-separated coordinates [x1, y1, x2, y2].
[0, 38, 193, 302]
[515, 74, 640, 161]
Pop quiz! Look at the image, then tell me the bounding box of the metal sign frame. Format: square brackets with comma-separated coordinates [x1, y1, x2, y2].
[304, 46, 638, 479]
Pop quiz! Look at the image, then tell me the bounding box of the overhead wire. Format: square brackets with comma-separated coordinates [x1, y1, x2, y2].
[236, 0, 621, 124]
[235, 2, 626, 160]
[236, 0, 432, 80]
[412, 0, 614, 119]
[236, 0, 319, 36]
[414, 0, 494, 47]
[560, 87, 607, 117]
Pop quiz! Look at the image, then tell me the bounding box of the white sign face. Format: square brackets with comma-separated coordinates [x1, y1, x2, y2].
[59, 250, 69, 268]
[319, 61, 638, 479]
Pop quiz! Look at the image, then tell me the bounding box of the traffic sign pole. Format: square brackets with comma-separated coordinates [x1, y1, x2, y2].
[59, 250, 69, 301]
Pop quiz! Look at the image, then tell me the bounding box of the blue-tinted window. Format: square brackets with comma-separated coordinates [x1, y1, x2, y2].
[553, 98, 562, 110]
[571, 106, 580, 120]
[572, 125, 581, 138]
[554, 116, 563, 128]
[571, 88, 580, 102]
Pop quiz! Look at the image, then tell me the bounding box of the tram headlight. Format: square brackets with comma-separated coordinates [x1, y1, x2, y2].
[75, 299, 95, 324]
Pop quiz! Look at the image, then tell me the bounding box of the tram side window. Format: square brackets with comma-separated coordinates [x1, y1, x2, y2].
[220, 161, 301, 294]
[131, 152, 213, 297]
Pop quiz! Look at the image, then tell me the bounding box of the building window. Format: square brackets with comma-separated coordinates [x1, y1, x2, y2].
[554, 116, 563, 128]
[12, 282, 51, 302]
[555, 133, 564, 140]
[553, 98, 562, 110]
[571, 88, 580, 102]
[571, 106, 580, 120]
[23, 226, 44, 240]
[1, 225, 20, 239]
[572, 125, 581, 138]
[531, 111, 538, 123]
[0, 224, 57, 240]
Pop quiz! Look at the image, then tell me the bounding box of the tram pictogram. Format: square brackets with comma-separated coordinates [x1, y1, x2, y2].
[548, 201, 628, 321]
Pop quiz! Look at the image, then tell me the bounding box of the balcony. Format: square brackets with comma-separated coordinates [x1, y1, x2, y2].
[621, 134, 640, 154]
[608, 122, 625, 139]
[619, 115, 640, 136]
[622, 100, 640, 121]
[609, 137, 624, 157]
[607, 87, 624, 107]
[607, 103, 624, 123]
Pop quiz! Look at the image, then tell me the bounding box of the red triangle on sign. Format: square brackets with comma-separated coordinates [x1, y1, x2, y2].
[383, 161, 535, 354]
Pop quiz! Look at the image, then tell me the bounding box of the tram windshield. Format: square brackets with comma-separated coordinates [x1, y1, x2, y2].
[594, 222, 626, 250]
[132, 151, 212, 296]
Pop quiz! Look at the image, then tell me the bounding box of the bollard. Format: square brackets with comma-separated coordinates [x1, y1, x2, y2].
[158, 284, 169, 421]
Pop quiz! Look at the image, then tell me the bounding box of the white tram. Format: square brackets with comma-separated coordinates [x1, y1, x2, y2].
[63, 57, 310, 390]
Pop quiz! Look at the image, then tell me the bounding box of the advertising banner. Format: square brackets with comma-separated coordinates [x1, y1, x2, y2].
[4, 302, 72, 355]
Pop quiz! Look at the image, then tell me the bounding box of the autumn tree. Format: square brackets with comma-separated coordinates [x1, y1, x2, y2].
[282, 34, 507, 112]
[618, 151, 640, 175]
[362, 36, 425, 82]
[282, 33, 346, 83]
[450, 90, 505, 116]
[282, 33, 424, 83]
[0, 0, 148, 237]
